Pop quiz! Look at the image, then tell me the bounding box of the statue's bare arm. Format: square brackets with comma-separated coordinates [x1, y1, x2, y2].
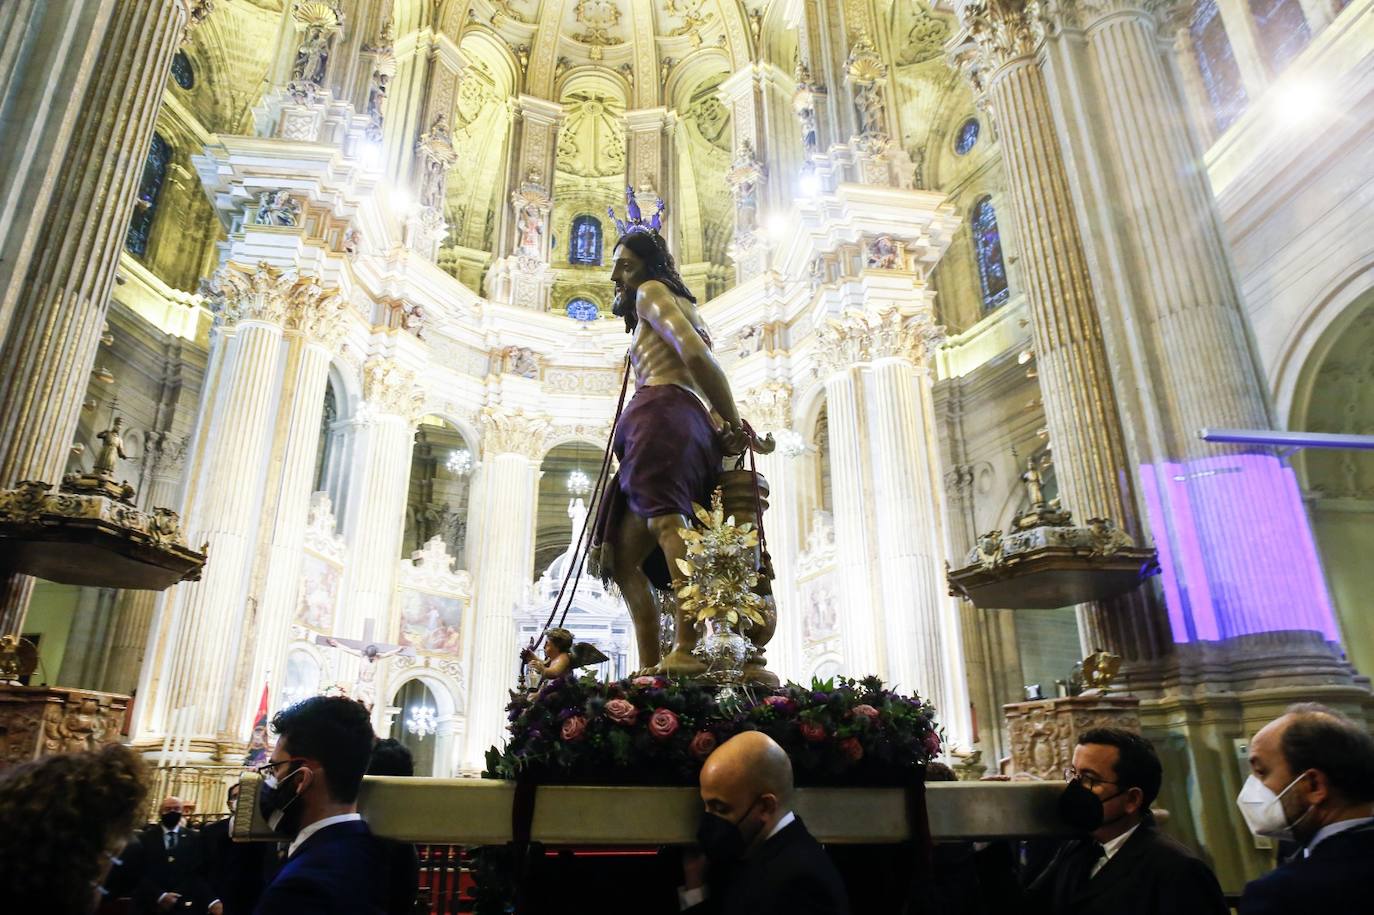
[637, 281, 742, 430]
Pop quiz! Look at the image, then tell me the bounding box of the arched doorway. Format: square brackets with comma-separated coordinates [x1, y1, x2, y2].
[1291, 288, 1374, 676]
[388, 678, 440, 777]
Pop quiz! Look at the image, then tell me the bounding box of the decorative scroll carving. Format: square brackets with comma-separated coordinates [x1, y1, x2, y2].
[960, 0, 1042, 74]
[743, 383, 793, 433]
[479, 407, 551, 461]
[1005, 695, 1141, 779]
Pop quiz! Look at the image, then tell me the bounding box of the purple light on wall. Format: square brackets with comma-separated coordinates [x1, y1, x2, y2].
[1139, 453, 1338, 644]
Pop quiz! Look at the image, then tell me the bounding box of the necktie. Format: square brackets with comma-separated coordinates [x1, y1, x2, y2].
[1085, 843, 1106, 880]
[166, 830, 177, 850]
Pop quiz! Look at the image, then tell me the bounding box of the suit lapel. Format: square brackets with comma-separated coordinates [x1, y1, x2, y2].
[1070, 826, 1152, 905]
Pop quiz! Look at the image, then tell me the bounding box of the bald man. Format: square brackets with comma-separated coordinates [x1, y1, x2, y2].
[135, 796, 213, 913]
[680, 731, 849, 914]
[1238, 703, 1374, 914]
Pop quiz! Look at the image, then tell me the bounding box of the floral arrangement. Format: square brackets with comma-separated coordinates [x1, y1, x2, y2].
[675, 490, 767, 630]
[484, 673, 942, 787]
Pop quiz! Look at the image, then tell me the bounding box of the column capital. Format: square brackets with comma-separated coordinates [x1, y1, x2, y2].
[361, 358, 425, 423]
[203, 262, 344, 339]
[742, 383, 793, 434]
[479, 407, 552, 461]
[958, 0, 1043, 75]
[814, 308, 945, 375]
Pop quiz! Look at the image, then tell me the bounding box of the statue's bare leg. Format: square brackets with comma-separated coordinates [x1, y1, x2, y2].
[611, 510, 664, 672]
[646, 513, 707, 676]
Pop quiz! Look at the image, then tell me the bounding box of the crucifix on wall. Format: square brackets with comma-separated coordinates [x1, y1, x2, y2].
[316, 618, 415, 710]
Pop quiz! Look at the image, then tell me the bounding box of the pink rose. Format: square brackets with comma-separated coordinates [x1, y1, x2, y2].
[649, 707, 680, 740]
[923, 731, 942, 756]
[560, 715, 587, 742]
[689, 730, 718, 759]
[799, 720, 827, 743]
[850, 704, 879, 722]
[632, 675, 660, 688]
[605, 698, 639, 726]
[763, 696, 796, 713]
[838, 737, 864, 762]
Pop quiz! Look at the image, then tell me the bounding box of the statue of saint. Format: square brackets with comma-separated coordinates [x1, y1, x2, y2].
[590, 192, 749, 676]
[94, 417, 128, 478]
[1021, 455, 1045, 507]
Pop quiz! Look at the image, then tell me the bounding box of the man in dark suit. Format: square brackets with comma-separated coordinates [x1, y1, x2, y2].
[253, 695, 387, 915]
[134, 796, 214, 914]
[681, 731, 849, 914]
[201, 784, 277, 915]
[1023, 728, 1227, 915]
[1238, 702, 1374, 914]
[366, 738, 420, 915]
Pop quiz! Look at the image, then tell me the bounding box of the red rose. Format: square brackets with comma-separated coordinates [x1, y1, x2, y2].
[605, 698, 639, 725]
[923, 731, 942, 756]
[560, 715, 587, 742]
[763, 696, 796, 713]
[689, 730, 718, 759]
[838, 737, 864, 762]
[649, 707, 680, 740]
[799, 720, 827, 743]
[850, 704, 879, 722]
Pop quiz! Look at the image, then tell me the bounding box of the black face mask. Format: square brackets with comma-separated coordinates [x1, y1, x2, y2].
[696, 797, 762, 865]
[259, 765, 307, 838]
[1058, 779, 1106, 833]
[159, 811, 181, 830]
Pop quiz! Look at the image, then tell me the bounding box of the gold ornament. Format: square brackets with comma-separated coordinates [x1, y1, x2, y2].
[674, 489, 767, 630]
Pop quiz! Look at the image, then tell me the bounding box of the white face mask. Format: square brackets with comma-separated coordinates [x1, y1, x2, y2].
[1236, 772, 1312, 840]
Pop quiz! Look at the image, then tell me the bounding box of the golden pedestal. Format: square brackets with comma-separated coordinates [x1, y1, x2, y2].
[1003, 693, 1141, 779]
[0, 684, 129, 768]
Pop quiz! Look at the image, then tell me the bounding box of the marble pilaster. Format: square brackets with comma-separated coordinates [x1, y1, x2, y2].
[486, 96, 561, 309]
[462, 408, 548, 770]
[0, 0, 190, 634]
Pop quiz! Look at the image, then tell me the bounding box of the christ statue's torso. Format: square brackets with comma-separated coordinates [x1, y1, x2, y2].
[628, 285, 713, 407]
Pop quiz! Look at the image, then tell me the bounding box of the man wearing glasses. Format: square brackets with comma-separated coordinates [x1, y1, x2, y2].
[1022, 728, 1228, 915]
[252, 695, 386, 915]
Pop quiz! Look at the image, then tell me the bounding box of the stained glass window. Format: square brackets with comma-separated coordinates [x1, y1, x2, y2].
[1248, 0, 1310, 74]
[972, 197, 1009, 312]
[566, 298, 600, 322]
[125, 132, 171, 258]
[171, 51, 194, 90]
[954, 118, 980, 156]
[569, 215, 603, 265]
[1191, 0, 1248, 133]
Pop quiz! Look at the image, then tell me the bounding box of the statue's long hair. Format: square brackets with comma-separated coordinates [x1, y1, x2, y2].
[614, 231, 697, 333]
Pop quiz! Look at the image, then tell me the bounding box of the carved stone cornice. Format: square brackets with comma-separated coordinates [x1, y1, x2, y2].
[479, 407, 551, 461]
[145, 432, 190, 482]
[960, 0, 1043, 74]
[814, 309, 945, 376]
[286, 277, 348, 350]
[398, 536, 472, 597]
[1037, 0, 1180, 35]
[742, 383, 793, 433]
[361, 358, 425, 422]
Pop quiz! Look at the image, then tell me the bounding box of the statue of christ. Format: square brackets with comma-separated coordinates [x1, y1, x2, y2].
[590, 192, 748, 676]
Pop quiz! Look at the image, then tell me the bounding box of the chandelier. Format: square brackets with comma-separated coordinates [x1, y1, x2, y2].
[445, 449, 472, 476]
[406, 705, 437, 740]
[566, 469, 591, 496]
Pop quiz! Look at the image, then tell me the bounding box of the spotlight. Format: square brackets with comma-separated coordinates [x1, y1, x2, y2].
[1270, 77, 1328, 129]
[1017, 350, 1033, 365]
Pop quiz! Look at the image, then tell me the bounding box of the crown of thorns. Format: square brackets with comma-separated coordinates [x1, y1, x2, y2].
[609, 186, 665, 236]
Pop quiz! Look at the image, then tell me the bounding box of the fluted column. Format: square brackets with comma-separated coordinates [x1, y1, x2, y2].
[820, 364, 886, 680]
[957, 1, 1173, 666]
[236, 313, 346, 738]
[0, 0, 190, 633]
[138, 265, 295, 747]
[462, 408, 548, 770]
[336, 359, 425, 648]
[103, 436, 189, 695]
[742, 383, 805, 682]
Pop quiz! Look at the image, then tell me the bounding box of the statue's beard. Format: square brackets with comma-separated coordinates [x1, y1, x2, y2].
[612, 283, 637, 332]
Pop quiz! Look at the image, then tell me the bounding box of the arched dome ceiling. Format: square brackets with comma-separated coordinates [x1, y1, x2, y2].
[483, 0, 759, 84]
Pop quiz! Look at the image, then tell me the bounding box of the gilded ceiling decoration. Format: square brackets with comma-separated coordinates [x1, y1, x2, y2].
[556, 91, 628, 178]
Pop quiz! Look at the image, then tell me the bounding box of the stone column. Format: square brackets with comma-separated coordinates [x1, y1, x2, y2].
[103, 435, 190, 696]
[462, 408, 548, 770]
[336, 360, 425, 651]
[742, 383, 805, 682]
[235, 311, 346, 738]
[0, 0, 190, 634]
[1041, 0, 1336, 653]
[137, 265, 291, 747]
[818, 306, 973, 747]
[956, 1, 1173, 668]
[819, 362, 886, 680]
